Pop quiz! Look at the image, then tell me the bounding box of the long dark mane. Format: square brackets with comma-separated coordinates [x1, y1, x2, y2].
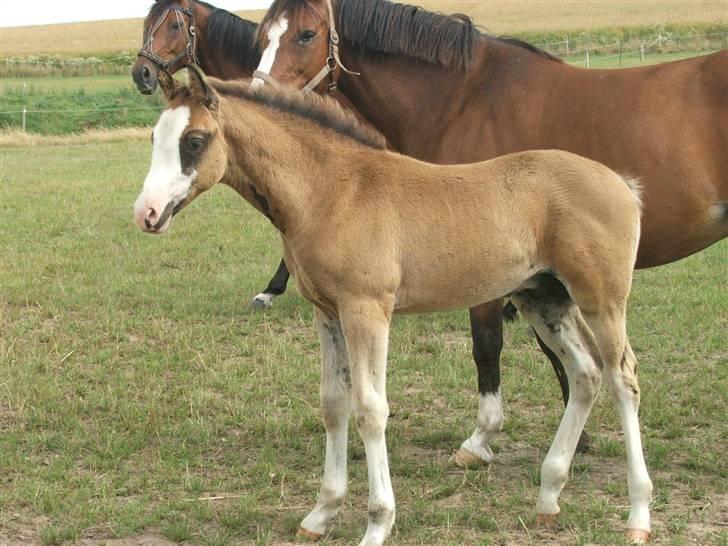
[209, 79, 387, 150]
[145, 0, 261, 70]
[206, 8, 261, 70]
[260, 0, 559, 71]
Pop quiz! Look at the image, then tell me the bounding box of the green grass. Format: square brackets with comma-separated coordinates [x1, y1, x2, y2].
[0, 75, 136, 95]
[0, 136, 725, 545]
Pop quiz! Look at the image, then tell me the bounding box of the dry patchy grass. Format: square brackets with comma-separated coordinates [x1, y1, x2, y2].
[1, 2, 727, 57]
[0, 127, 150, 147]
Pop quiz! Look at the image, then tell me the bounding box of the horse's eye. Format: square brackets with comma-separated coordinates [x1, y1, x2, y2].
[297, 30, 316, 44]
[171, 21, 182, 31]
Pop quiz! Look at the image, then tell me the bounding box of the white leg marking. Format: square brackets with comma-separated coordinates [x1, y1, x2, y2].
[340, 306, 395, 546]
[511, 298, 601, 517]
[299, 309, 351, 537]
[250, 292, 276, 309]
[133, 106, 196, 222]
[252, 15, 288, 88]
[458, 388, 502, 464]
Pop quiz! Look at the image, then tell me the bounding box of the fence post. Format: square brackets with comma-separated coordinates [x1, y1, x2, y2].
[619, 41, 623, 66]
[585, 50, 590, 68]
[22, 108, 27, 132]
[640, 43, 645, 61]
[565, 37, 570, 56]
[658, 32, 663, 48]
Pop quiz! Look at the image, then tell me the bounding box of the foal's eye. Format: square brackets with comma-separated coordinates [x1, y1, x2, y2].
[297, 30, 316, 44]
[187, 137, 204, 153]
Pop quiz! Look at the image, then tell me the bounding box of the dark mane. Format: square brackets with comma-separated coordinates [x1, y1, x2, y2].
[259, 0, 560, 70]
[206, 9, 261, 71]
[495, 36, 562, 62]
[145, 0, 261, 70]
[210, 79, 387, 150]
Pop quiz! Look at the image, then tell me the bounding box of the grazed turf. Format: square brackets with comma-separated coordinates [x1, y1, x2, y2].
[0, 138, 725, 545]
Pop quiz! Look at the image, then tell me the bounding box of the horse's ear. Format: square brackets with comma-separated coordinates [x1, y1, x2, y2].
[158, 69, 179, 102]
[187, 65, 218, 111]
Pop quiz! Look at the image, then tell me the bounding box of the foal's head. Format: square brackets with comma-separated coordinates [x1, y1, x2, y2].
[133, 67, 228, 234]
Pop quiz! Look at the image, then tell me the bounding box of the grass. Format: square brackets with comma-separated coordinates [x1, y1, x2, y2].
[0, 75, 134, 95]
[0, 136, 726, 545]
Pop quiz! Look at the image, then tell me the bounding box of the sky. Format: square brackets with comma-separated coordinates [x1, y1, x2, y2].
[1, 0, 273, 28]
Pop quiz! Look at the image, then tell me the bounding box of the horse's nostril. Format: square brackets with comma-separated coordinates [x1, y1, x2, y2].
[142, 66, 151, 81]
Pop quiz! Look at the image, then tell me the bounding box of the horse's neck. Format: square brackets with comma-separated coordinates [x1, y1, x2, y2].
[337, 37, 556, 162]
[194, 5, 257, 80]
[219, 99, 334, 234]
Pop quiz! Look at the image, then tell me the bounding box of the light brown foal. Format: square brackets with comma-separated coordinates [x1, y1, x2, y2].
[133, 68, 650, 545]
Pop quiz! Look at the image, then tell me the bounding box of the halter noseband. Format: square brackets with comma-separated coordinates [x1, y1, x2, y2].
[253, 0, 359, 94]
[137, 1, 200, 71]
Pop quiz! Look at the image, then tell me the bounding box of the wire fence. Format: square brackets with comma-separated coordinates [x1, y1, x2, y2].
[1, 30, 726, 132]
[534, 30, 728, 67]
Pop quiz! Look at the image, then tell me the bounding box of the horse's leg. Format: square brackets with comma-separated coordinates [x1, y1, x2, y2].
[339, 301, 394, 546]
[454, 301, 504, 467]
[534, 333, 593, 453]
[510, 291, 602, 527]
[298, 308, 352, 540]
[251, 258, 290, 309]
[581, 313, 652, 543]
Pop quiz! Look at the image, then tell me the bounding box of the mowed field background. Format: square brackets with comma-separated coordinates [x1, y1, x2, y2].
[1, 1, 727, 545]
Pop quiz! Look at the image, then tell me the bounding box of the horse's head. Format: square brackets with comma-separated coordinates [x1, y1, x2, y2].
[133, 0, 199, 94]
[134, 67, 227, 234]
[254, 0, 354, 94]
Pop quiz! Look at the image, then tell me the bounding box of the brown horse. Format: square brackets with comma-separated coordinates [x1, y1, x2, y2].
[130, 0, 589, 460]
[132, 68, 649, 545]
[254, 0, 728, 468]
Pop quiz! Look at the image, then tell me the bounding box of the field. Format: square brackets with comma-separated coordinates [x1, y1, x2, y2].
[1, 2, 727, 57]
[0, 134, 726, 546]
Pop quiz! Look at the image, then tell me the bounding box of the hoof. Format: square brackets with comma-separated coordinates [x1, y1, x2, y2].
[452, 448, 487, 468]
[296, 527, 323, 542]
[575, 430, 592, 454]
[535, 513, 559, 528]
[250, 293, 274, 310]
[626, 528, 650, 544]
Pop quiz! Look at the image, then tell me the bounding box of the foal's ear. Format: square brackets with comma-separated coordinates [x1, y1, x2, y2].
[158, 69, 180, 102]
[187, 65, 219, 111]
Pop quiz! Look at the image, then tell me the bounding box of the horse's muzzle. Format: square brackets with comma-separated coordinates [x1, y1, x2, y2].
[132, 61, 158, 95]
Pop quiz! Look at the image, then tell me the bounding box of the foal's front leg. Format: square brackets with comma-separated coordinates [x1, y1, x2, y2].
[340, 301, 395, 546]
[298, 308, 352, 539]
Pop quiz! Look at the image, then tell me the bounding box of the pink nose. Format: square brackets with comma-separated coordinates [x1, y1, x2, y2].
[143, 207, 159, 230]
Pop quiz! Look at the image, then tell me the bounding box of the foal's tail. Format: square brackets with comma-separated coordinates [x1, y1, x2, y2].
[620, 176, 644, 213]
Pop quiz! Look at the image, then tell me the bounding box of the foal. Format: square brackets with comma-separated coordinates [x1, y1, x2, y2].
[133, 68, 650, 545]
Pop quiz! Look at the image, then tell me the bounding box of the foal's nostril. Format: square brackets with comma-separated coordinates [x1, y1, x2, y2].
[144, 207, 158, 230]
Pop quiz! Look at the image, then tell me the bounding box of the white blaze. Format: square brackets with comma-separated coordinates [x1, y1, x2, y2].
[134, 106, 196, 217]
[252, 15, 289, 88]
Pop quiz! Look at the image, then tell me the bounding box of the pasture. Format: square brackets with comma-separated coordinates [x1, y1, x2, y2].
[0, 136, 725, 545]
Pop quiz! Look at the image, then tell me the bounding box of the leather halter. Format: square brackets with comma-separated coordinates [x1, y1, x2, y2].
[253, 0, 359, 94]
[137, 0, 199, 71]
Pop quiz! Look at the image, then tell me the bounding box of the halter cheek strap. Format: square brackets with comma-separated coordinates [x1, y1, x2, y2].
[137, 1, 200, 71]
[255, 0, 359, 94]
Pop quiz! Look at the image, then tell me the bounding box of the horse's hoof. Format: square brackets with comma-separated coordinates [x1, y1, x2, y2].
[452, 448, 486, 468]
[575, 430, 592, 454]
[535, 513, 559, 528]
[626, 528, 650, 544]
[250, 293, 274, 309]
[296, 527, 323, 542]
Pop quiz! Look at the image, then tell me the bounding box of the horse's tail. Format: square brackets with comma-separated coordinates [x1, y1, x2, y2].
[503, 300, 518, 322]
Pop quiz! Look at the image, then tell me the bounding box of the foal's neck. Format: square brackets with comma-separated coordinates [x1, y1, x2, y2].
[219, 97, 360, 235]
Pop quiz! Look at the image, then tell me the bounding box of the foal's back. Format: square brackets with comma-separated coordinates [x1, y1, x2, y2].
[342, 149, 641, 314]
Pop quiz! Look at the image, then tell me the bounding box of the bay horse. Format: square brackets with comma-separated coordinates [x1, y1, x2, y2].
[254, 0, 728, 468]
[132, 67, 649, 544]
[130, 0, 598, 458]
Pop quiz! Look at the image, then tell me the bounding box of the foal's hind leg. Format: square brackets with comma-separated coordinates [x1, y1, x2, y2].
[581, 312, 652, 542]
[298, 308, 352, 540]
[510, 290, 602, 524]
[251, 258, 290, 309]
[454, 301, 505, 467]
